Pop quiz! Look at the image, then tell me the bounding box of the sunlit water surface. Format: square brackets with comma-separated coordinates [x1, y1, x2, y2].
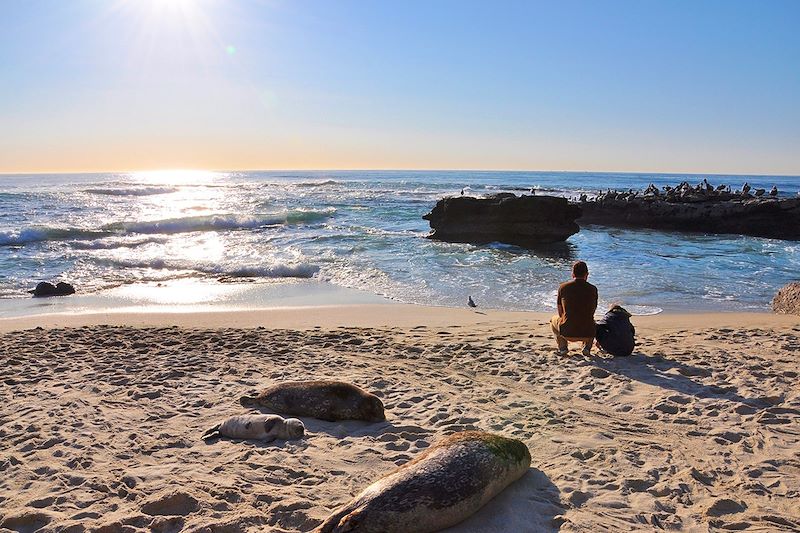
[1, 170, 798, 315]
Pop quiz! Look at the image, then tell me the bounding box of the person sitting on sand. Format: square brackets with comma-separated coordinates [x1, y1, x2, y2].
[595, 304, 636, 357]
[551, 261, 598, 356]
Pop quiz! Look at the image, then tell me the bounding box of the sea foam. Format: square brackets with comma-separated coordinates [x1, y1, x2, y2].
[84, 186, 179, 196]
[99, 257, 320, 279]
[0, 209, 335, 246]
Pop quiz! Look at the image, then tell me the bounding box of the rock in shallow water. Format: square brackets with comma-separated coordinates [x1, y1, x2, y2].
[423, 194, 581, 247]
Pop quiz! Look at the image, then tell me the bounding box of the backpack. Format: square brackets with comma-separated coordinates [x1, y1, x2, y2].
[595, 305, 636, 356]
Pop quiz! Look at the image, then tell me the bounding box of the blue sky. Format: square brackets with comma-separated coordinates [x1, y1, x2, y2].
[1, 0, 798, 173]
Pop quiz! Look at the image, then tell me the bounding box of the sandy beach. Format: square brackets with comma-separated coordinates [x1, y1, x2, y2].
[1, 305, 799, 532]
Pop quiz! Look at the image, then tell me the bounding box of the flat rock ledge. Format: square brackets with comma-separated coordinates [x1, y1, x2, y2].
[578, 196, 800, 240]
[423, 194, 581, 247]
[772, 282, 800, 315]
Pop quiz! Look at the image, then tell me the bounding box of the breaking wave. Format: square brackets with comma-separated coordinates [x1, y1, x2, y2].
[294, 180, 340, 188]
[69, 236, 170, 250]
[0, 209, 335, 246]
[98, 257, 320, 279]
[0, 227, 111, 246]
[84, 186, 179, 196]
[106, 210, 334, 235]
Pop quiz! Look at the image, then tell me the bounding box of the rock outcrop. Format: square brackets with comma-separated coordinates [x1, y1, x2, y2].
[772, 282, 800, 315]
[423, 194, 581, 247]
[578, 182, 800, 240]
[29, 281, 76, 297]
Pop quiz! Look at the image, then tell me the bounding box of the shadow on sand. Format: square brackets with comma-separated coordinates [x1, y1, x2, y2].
[444, 467, 564, 533]
[592, 351, 773, 408]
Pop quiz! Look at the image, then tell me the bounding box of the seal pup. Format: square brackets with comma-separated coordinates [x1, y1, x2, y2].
[240, 380, 385, 423]
[315, 431, 531, 533]
[201, 414, 304, 442]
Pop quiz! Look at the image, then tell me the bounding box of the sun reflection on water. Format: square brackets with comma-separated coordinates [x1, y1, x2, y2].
[111, 278, 249, 305]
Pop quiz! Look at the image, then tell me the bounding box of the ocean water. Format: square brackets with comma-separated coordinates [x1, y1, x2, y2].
[1, 170, 798, 315]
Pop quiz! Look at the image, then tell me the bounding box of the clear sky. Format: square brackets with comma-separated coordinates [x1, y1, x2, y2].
[1, 0, 798, 174]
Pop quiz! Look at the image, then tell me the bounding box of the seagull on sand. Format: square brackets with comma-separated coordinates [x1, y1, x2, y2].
[467, 296, 477, 308]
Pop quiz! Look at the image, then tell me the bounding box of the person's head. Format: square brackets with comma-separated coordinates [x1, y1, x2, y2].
[572, 261, 589, 280]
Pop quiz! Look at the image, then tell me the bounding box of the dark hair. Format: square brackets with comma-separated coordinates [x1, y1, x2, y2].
[572, 260, 588, 278]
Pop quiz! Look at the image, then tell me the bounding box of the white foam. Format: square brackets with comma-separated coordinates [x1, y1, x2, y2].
[108, 210, 335, 235]
[84, 186, 179, 196]
[70, 236, 170, 250]
[98, 257, 320, 279]
[0, 227, 108, 246]
[294, 180, 340, 188]
[0, 209, 337, 247]
[623, 305, 664, 316]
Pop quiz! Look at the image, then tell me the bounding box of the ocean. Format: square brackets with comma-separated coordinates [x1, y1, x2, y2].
[1, 170, 798, 316]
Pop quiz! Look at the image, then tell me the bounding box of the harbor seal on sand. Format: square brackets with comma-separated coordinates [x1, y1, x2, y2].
[239, 380, 385, 423]
[315, 431, 531, 533]
[201, 414, 304, 442]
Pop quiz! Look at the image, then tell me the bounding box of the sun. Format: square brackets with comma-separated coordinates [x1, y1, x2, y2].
[109, 0, 217, 32]
[104, 0, 224, 74]
[147, 0, 199, 15]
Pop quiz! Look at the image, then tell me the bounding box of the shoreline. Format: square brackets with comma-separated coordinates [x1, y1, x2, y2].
[1, 300, 797, 333]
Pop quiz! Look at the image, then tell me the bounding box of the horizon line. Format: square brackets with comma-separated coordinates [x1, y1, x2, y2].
[2, 167, 800, 179]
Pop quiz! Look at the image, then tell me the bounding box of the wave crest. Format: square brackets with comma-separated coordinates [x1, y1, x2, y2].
[84, 186, 179, 196]
[106, 210, 334, 235]
[70, 236, 170, 250]
[0, 227, 111, 246]
[294, 180, 340, 188]
[99, 257, 320, 279]
[0, 209, 335, 246]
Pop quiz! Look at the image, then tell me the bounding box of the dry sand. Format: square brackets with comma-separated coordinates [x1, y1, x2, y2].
[1, 305, 799, 532]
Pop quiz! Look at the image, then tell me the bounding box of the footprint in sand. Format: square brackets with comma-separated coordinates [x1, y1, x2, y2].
[140, 490, 199, 516]
[0, 511, 54, 532]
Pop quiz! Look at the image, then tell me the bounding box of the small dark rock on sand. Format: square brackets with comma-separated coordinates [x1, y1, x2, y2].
[29, 281, 76, 297]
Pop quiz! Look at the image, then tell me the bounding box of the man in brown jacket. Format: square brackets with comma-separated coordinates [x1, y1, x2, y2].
[551, 260, 598, 356]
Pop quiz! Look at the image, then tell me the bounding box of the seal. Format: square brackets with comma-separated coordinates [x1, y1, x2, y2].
[315, 431, 531, 533]
[239, 380, 385, 423]
[201, 414, 305, 442]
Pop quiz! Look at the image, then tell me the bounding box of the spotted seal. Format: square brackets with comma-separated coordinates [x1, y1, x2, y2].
[315, 431, 531, 533]
[239, 380, 385, 423]
[201, 414, 304, 442]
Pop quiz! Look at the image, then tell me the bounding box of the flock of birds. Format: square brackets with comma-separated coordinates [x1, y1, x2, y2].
[586, 179, 782, 203]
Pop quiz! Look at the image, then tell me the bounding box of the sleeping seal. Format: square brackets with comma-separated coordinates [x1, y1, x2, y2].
[201, 414, 304, 442]
[239, 380, 385, 423]
[315, 431, 531, 533]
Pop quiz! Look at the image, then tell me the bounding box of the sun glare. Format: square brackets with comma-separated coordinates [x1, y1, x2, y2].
[143, 0, 201, 17]
[108, 0, 223, 60]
